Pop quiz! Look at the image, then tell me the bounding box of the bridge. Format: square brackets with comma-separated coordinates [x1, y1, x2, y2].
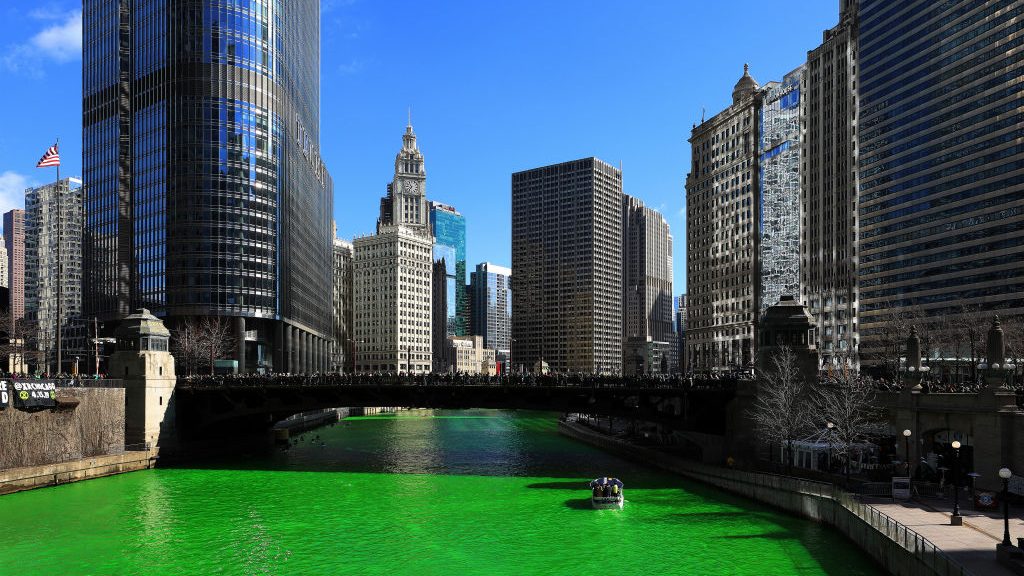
[172, 374, 743, 441]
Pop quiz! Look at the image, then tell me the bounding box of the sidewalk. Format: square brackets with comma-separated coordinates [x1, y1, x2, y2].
[865, 496, 1023, 576]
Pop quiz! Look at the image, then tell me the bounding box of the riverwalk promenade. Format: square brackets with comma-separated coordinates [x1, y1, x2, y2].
[866, 498, 1023, 576]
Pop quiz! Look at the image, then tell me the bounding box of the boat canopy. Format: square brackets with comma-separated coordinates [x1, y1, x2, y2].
[589, 477, 624, 488]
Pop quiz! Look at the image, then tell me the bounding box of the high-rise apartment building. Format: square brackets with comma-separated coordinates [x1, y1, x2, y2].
[4, 210, 25, 325]
[686, 66, 761, 373]
[353, 123, 433, 374]
[675, 294, 687, 373]
[802, 3, 859, 366]
[82, 1, 333, 373]
[856, 0, 1024, 362]
[331, 236, 354, 373]
[429, 202, 467, 371]
[25, 178, 86, 372]
[470, 262, 512, 364]
[622, 194, 676, 375]
[0, 236, 7, 290]
[759, 67, 803, 317]
[511, 158, 622, 374]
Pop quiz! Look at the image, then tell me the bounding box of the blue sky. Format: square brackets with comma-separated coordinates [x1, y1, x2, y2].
[0, 0, 838, 293]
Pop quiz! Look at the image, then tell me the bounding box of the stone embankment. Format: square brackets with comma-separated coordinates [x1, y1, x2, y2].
[0, 450, 157, 495]
[560, 420, 972, 576]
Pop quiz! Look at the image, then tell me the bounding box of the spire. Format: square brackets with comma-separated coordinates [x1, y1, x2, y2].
[407, 106, 412, 128]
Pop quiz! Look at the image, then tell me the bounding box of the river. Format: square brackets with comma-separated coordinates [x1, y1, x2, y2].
[0, 409, 882, 575]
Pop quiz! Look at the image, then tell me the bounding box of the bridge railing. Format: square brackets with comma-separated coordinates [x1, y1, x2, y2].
[0, 377, 126, 389]
[177, 373, 744, 391]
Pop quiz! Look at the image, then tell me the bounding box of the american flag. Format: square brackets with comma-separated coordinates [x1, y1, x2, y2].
[36, 143, 60, 168]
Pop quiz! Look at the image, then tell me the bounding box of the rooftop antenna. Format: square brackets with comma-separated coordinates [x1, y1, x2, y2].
[701, 107, 705, 123]
[407, 106, 412, 127]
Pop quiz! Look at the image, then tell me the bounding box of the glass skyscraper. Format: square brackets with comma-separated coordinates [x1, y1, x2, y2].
[857, 0, 1024, 361]
[758, 66, 803, 316]
[470, 262, 512, 358]
[429, 201, 467, 339]
[83, 0, 334, 373]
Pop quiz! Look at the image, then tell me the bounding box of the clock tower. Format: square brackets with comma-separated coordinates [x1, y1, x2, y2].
[378, 120, 429, 234]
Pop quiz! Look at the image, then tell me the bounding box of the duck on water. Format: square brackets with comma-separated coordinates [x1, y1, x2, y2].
[589, 477, 624, 510]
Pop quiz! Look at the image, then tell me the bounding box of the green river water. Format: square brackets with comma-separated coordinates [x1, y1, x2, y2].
[0, 410, 882, 575]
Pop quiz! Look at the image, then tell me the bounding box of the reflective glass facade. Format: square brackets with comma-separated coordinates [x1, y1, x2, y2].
[857, 0, 1024, 359]
[83, 0, 333, 372]
[758, 67, 802, 317]
[429, 202, 467, 337]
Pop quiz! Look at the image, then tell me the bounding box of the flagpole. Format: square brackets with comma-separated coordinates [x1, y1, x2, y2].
[56, 137, 62, 376]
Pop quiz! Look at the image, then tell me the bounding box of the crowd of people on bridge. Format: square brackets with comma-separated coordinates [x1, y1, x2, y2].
[177, 371, 742, 391]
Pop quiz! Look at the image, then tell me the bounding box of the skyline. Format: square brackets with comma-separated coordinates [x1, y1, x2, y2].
[0, 0, 839, 292]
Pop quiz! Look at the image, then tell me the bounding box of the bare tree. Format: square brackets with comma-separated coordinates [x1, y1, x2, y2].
[750, 346, 812, 474]
[171, 316, 236, 375]
[812, 362, 887, 486]
[170, 317, 204, 376]
[197, 316, 236, 376]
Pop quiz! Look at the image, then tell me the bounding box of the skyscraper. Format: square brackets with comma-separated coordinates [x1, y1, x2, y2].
[470, 262, 512, 366]
[353, 123, 433, 374]
[512, 158, 622, 374]
[675, 294, 687, 373]
[0, 236, 7, 290]
[622, 194, 676, 375]
[759, 67, 803, 317]
[856, 0, 1024, 363]
[686, 66, 761, 373]
[4, 210, 25, 326]
[25, 178, 86, 373]
[82, 1, 333, 373]
[331, 236, 354, 373]
[429, 201, 467, 371]
[802, 3, 859, 366]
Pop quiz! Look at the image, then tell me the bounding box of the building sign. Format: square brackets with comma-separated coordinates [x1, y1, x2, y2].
[12, 381, 57, 410]
[0, 380, 8, 409]
[295, 113, 327, 188]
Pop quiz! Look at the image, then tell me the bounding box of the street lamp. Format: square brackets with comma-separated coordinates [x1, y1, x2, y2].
[1000, 467, 1013, 546]
[826, 422, 835, 473]
[903, 429, 912, 475]
[951, 440, 962, 523]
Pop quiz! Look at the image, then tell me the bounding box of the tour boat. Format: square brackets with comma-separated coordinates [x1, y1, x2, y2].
[589, 477, 624, 510]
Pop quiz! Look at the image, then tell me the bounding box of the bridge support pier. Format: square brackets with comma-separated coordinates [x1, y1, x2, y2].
[110, 309, 178, 451]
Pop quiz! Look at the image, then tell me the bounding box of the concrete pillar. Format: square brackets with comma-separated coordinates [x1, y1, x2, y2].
[316, 338, 324, 373]
[274, 321, 284, 373]
[284, 325, 293, 373]
[234, 317, 246, 374]
[302, 331, 311, 374]
[296, 330, 304, 374]
[110, 309, 177, 451]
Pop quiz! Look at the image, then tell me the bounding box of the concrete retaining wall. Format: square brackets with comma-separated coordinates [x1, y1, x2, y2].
[0, 450, 157, 495]
[0, 387, 126, 470]
[561, 421, 967, 576]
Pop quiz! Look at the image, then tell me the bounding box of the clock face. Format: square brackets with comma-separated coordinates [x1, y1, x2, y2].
[402, 179, 419, 194]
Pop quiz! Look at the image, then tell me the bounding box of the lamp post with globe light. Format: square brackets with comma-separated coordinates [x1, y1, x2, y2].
[1000, 467, 1013, 546]
[903, 429, 912, 476]
[951, 440, 963, 525]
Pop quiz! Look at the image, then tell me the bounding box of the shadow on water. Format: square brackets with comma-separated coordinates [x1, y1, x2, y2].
[564, 498, 593, 510]
[526, 479, 680, 490]
[719, 531, 796, 541]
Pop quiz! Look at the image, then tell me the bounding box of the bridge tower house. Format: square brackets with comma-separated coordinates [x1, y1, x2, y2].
[110, 308, 177, 451]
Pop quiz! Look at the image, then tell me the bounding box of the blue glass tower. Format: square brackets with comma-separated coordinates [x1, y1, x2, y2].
[429, 202, 467, 337]
[83, 0, 334, 373]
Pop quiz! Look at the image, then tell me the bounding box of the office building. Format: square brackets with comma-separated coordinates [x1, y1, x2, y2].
[446, 335, 497, 376]
[82, 1, 333, 373]
[0, 236, 7, 289]
[622, 194, 677, 375]
[4, 210, 25, 326]
[429, 202, 467, 370]
[470, 262, 512, 368]
[25, 178, 86, 372]
[331, 235, 354, 372]
[676, 294, 687, 373]
[856, 0, 1024, 362]
[353, 122, 433, 374]
[759, 67, 803, 317]
[512, 157, 622, 374]
[685, 65, 761, 373]
[802, 3, 859, 366]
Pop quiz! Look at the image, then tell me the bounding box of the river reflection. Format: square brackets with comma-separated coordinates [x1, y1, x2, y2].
[0, 409, 883, 575]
